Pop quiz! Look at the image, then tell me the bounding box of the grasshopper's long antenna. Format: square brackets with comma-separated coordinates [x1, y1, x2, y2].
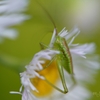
[35, 0, 57, 35]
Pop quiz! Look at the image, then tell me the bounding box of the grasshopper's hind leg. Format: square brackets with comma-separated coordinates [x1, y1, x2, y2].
[39, 56, 68, 94]
[57, 61, 68, 94]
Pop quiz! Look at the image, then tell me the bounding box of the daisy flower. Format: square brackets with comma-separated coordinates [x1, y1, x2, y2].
[0, 0, 29, 43]
[11, 27, 100, 100]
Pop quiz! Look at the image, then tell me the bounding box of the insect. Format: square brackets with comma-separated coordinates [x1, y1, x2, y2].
[36, 1, 77, 94]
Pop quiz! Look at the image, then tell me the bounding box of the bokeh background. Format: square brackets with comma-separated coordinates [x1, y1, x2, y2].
[0, 0, 100, 100]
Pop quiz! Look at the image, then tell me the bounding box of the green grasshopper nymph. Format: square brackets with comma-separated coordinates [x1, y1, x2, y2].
[36, 1, 80, 94]
[39, 26, 79, 94]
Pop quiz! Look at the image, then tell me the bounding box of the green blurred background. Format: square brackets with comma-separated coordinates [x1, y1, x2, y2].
[0, 0, 100, 100]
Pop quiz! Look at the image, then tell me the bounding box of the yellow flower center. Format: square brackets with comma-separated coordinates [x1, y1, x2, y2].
[30, 60, 59, 97]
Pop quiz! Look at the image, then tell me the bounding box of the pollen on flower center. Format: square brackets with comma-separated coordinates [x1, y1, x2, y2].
[30, 60, 60, 97]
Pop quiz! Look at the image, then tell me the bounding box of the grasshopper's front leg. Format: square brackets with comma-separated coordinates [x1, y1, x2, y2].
[39, 42, 48, 50]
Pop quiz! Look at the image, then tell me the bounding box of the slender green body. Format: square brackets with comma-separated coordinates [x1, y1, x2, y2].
[39, 20, 75, 94]
[53, 36, 73, 74]
[37, 0, 76, 94]
[40, 30, 75, 94]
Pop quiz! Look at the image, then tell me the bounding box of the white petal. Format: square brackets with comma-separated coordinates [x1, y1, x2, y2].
[0, 0, 29, 43]
[65, 27, 80, 40]
[49, 29, 57, 48]
[58, 27, 68, 37]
